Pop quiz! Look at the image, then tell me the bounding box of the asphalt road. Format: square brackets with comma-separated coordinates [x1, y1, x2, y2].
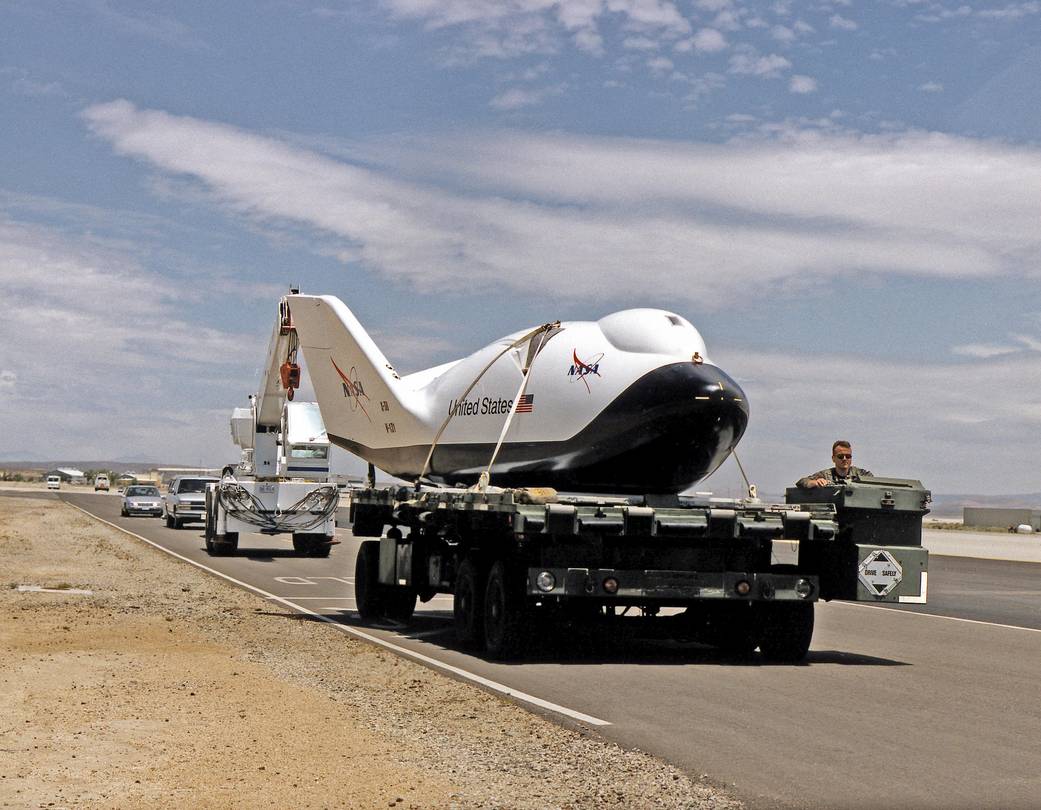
[29, 491, 1041, 809]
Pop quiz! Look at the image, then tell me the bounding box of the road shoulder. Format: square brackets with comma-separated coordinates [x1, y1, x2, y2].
[0, 495, 739, 809]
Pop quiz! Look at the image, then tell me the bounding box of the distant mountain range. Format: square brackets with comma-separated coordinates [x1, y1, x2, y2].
[928, 492, 1040, 517]
[0, 460, 192, 472]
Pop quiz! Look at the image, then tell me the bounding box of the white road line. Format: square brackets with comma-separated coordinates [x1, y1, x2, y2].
[831, 600, 1041, 634]
[275, 596, 357, 600]
[68, 504, 611, 727]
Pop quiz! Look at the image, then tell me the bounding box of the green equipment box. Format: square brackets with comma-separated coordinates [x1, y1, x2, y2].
[786, 477, 930, 603]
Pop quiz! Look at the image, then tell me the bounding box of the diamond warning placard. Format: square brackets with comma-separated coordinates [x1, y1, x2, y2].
[858, 549, 904, 597]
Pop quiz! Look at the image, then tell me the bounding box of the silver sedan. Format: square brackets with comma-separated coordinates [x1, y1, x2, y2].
[121, 485, 164, 517]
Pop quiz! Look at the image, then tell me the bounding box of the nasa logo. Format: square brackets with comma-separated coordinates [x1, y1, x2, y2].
[567, 349, 604, 393]
[331, 358, 372, 422]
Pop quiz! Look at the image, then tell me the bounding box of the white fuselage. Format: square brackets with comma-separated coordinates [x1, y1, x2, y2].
[290, 296, 749, 494]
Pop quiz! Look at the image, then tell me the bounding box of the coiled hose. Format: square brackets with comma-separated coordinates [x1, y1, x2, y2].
[215, 481, 339, 533]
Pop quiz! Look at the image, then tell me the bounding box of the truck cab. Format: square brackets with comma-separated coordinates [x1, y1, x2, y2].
[46, 475, 61, 490]
[279, 401, 330, 481]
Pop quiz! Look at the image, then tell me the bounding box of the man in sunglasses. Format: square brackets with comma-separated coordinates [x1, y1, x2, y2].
[796, 440, 873, 488]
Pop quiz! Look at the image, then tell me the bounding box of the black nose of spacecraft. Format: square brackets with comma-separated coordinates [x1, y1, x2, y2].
[563, 360, 750, 494]
[645, 360, 750, 490]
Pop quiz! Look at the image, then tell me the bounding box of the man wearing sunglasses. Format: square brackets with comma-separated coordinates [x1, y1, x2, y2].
[796, 440, 873, 488]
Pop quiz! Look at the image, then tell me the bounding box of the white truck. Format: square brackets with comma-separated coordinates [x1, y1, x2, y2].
[205, 295, 339, 557]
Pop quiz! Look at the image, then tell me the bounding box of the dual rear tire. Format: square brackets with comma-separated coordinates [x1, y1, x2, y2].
[758, 601, 814, 663]
[292, 533, 333, 558]
[453, 557, 528, 660]
[687, 600, 814, 662]
[205, 531, 237, 556]
[354, 540, 416, 623]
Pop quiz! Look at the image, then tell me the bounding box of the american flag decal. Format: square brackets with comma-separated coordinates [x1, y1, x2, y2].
[516, 393, 534, 413]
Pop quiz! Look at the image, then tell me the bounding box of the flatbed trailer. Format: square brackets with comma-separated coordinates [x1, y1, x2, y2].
[350, 476, 930, 662]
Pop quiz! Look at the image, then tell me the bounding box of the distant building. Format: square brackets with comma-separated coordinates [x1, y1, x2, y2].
[155, 467, 221, 486]
[963, 507, 1041, 531]
[47, 468, 87, 484]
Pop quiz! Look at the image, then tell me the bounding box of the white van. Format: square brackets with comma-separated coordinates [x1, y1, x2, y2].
[94, 474, 110, 492]
[46, 475, 61, 490]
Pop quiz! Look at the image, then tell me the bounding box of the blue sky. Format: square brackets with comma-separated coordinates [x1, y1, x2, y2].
[2, 0, 1040, 495]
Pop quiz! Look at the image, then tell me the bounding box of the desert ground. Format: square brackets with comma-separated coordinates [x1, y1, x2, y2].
[0, 494, 739, 809]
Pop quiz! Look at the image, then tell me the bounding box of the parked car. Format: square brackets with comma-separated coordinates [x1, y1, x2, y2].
[163, 476, 219, 529]
[121, 485, 163, 517]
[46, 475, 61, 490]
[94, 474, 110, 492]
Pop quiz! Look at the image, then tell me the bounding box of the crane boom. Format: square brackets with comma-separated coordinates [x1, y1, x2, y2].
[255, 296, 300, 429]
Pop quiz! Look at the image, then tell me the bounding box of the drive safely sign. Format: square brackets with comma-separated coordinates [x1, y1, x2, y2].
[858, 549, 903, 597]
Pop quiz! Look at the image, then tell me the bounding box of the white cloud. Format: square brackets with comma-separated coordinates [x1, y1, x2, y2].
[951, 332, 1041, 358]
[711, 8, 743, 31]
[623, 35, 661, 51]
[490, 84, 565, 109]
[572, 26, 604, 55]
[919, 81, 944, 93]
[1015, 333, 1041, 352]
[81, 101, 1041, 313]
[377, 0, 693, 63]
[977, 2, 1041, 20]
[694, 0, 732, 12]
[0, 213, 253, 461]
[729, 49, 792, 78]
[1, 68, 65, 98]
[647, 55, 674, 74]
[691, 27, 727, 53]
[718, 346, 1041, 493]
[83, 0, 211, 51]
[829, 14, 858, 30]
[789, 74, 818, 94]
[951, 343, 1020, 358]
[683, 71, 727, 105]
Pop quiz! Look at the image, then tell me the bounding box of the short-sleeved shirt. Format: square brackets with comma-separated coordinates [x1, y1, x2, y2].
[796, 466, 873, 488]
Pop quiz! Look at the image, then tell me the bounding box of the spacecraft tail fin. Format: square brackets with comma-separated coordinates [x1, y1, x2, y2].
[287, 294, 424, 450]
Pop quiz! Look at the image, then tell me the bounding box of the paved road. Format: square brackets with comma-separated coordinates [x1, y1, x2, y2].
[923, 526, 1041, 563]
[29, 491, 1041, 809]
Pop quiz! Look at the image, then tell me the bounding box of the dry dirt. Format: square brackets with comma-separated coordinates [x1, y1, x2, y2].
[0, 494, 741, 809]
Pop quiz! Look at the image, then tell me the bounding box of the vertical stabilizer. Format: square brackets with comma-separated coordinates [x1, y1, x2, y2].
[287, 295, 425, 454]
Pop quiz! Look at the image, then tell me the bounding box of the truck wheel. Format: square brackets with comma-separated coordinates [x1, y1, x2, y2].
[165, 513, 174, 528]
[354, 540, 384, 621]
[714, 603, 760, 656]
[679, 603, 758, 656]
[204, 503, 214, 547]
[213, 532, 238, 556]
[483, 560, 527, 660]
[453, 557, 484, 648]
[758, 602, 814, 663]
[293, 533, 333, 558]
[385, 589, 417, 623]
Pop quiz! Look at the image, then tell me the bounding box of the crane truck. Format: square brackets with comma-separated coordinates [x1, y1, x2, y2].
[204, 296, 339, 557]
